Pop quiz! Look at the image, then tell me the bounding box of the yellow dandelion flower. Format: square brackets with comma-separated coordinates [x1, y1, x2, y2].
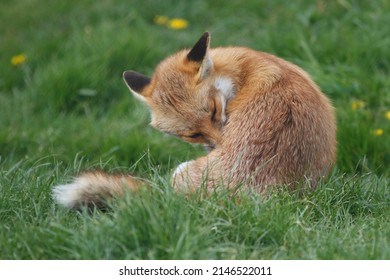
[372, 129, 384, 136]
[386, 111, 390, 120]
[168, 18, 189, 30]
[351, 100, 365, 110]
[154, 15, 169, 26]
[11, 53, 27, 66]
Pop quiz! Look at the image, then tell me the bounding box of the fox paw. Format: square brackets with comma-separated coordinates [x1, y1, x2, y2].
[173, 161, 193, 178]
[172, 161, 194, 189]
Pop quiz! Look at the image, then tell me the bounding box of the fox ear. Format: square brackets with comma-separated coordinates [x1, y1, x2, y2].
[187, 32, 210, 62]
[123, 70, 151, 102]
[187, 32, 213, 80]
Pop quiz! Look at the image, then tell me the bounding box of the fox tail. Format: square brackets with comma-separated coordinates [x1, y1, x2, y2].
[52, 172, 142, 209]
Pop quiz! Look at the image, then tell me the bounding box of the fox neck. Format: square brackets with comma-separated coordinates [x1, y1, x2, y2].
[213, 76, 235, 123]
[208, 49, 250, 123]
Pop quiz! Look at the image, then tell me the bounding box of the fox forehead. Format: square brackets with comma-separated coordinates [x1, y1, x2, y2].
[150, 109, 193, 135]
[148, 71, 210, 114]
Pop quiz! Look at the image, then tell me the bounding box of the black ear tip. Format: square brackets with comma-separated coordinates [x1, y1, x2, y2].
[123, 70, 134, 81]
[187, 31, 211, 62]
[122, 70, 151, 92]
[199, 31, 211, 46]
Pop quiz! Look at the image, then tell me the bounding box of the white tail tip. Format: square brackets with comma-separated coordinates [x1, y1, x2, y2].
[52, 183, 85, 208]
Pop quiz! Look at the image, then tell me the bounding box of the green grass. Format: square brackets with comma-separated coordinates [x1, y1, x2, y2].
[1, 0, 389, 259]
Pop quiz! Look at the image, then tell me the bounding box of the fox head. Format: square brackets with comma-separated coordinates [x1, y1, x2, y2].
[123, 32, 234, 150]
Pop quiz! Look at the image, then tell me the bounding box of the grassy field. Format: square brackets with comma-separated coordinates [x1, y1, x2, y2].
[1, 0, 389, 259]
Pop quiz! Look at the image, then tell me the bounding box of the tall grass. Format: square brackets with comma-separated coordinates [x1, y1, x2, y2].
[0, 0, 389, 259]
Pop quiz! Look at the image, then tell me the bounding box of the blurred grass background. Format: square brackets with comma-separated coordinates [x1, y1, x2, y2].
[0, 0, 389, 259]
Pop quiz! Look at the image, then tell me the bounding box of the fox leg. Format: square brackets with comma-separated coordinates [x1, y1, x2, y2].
[172, 154, 220, 192]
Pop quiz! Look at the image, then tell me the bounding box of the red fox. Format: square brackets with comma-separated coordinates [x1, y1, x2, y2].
[53, 32, 336, 208]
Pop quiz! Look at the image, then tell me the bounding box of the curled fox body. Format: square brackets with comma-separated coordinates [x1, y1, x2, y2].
[53, 32, 336, 208]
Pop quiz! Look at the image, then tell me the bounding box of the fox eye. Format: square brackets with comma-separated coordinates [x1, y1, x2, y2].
[211, 106, 217, 121]
[210, 100, 217, 121]
[188, 132, 203, 139]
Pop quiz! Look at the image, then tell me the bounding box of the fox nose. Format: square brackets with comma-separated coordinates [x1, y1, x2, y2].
[204, 143, 216, 152]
